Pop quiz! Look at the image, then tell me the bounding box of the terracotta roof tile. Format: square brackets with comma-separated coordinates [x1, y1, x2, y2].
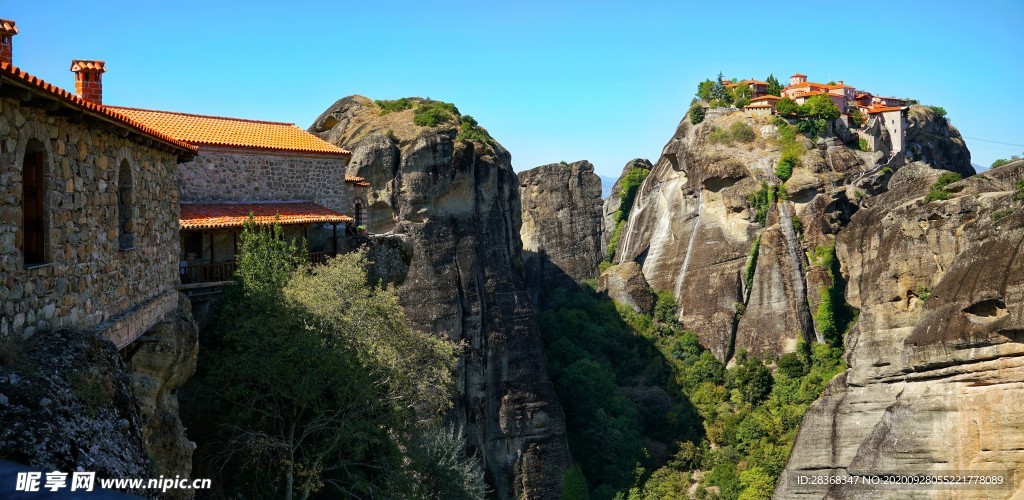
[750, 95, 782, 101]
[108, 106, 351, 156]
[344, 174, 366, 182]
[791, 73, 807, 77]
[0, 63, 196, 154]
[180, 202, 352, 230]
[0, 19, 18, 35]
[70, 60, 106, 73]
[862, 105, 904, 114]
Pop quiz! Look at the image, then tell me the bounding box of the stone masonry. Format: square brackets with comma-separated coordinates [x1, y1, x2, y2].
[0, 96, 186, 344]
[177, 147, 353, 215]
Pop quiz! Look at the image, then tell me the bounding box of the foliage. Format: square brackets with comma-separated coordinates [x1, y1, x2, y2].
[1017, 177, 1024, 201]
[414, 100, 460, 127]
[775, 158, 794, 181]
[689, 102, 706, 124]
[791, 214, 803, 238]
[801, 95, 841, 121]
[991, 208, 1013, 222]
[730, 121, 756, 142]
[455, 115, 493, 145]
[747, 183, 773, 227]
[745, 236, 761, 292]
[598, 260, 613, 273]
[991, 154, 1023, 168]
[697, 79, 715, 101]
[375, 98, 415, 114]
[858, 137, 871, 152]
[606, 168, 650, 261]
[916, 285, 932, 302]
[563, 466, 590, 500]
[848, 108, 866, 128]
[184, 219, 460, 500]
[810, 242, 857, 346]
[928, 105, 948, 117]
[407, 426, 488, 500]
[765, 74, 782, 97]
[796, 118, 828, 139]
[923, 172, 963, 203]
[774, 98, 800, 117]
[712, 72, 729, 103]
[730, 83, 753, 108]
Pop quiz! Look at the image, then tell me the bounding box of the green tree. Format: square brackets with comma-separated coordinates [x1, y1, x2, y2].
[765, 74, 782, 96]
[185, 220, 459, 500]
[562, 466, 590, 500]
[774, 97, 800, 117]
[712, 72, 729, 103]
[992, 154, 1023, 168]
[697, 79, 715, 101]
[730, 84, 753, 108]
[801, 94, 841, 121]
[689, 102, 706, 124]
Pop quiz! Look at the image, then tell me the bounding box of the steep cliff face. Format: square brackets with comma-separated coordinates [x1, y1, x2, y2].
[606, 107, 972, 362]
[125, 294, 199, 493]
[519, 161, 604, 307]
[602, 158, 653, 255]
[309, 96, 569, 499]
[778, 161, 1024, 498]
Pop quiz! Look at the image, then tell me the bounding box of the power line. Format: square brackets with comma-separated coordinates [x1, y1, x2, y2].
[962, 136, 1024, 148]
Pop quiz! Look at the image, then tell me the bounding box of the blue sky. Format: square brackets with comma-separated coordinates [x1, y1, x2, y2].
[8, 0, 1023, 177]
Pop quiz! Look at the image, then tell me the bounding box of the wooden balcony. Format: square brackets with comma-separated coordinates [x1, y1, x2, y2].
[179, 251, 338, 285]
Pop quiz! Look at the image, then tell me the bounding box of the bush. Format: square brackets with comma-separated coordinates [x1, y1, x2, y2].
[928, 105, 948, 117]
[729, 121, 756, 142]
[689, 102, 706, 124]
[923, 172, 963, 203]
[992, 154, 1023, 168]
[857, 138, 870, 151]
[774, 158, 794, 181]
[801, 94, 841, 121]
[707, 127, 732, 144]
[774, 97, 799, 117]
[848, 108, 866, 128]
[1017, 177, 1024, 201]
[375, 98, 415, 114]
[414, 100, 460, 127]
[777, 352, 807, 378]
[456, 115, 493, 145]
[745, 236, 761, 292]
[562, 466, 590, 500]
[748, 183, 773, 227]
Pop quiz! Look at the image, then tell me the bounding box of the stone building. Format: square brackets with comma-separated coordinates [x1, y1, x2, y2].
[106, 107, 369, 284]
[0, 23, 197, 345]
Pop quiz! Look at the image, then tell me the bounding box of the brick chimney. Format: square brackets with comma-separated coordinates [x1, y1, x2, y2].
[0, 19, 18, 65]
[70, 60, 106, 104]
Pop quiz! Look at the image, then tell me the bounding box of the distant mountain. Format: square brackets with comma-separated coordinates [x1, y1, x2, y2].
[973, 163, 988, 172]
[600, 176, 618, 198]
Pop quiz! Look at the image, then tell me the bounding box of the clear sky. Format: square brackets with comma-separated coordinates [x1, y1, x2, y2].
[8, 0, 1024, 177]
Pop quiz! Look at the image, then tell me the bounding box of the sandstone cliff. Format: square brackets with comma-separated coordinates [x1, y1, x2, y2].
[605, 105, 973, 362]
[309, 96, 569, 499]
[519, 161, 604, 307]
[777, 161, 1024, 498]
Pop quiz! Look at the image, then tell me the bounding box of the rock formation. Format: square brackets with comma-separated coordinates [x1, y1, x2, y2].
[596, 262, 655, 314]
[125, 294, 199, 495]
[777, 161, 1024, 498]
[519, 160, 604, 307]
[604, 106, 974, 362]
[309, 96, 569, 499]
[602, 158, 653, 255]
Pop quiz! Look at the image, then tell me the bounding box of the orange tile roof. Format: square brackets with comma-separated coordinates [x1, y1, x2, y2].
[862, 105, 904, 114]
[750, 95, 782, 101]
[0, 19, 18, 35]
[0, 63, 196, 154]
[180, 202, 353, 230]
[344, 174, 365, 182]
[70, 60, 106, 73]
[744, 103, 773, 109]
[108, 106, 351, 156]
[791, 73, 806, 77]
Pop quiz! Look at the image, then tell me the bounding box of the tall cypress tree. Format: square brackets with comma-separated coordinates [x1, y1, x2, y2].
[766, 74, 782, 96]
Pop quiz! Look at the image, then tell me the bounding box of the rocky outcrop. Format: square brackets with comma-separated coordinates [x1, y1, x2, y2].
[604, 107, 972, 362]
[777, 161, 1024, 498]
[309, 96, 569, 499]
[125, 294, 199, 494]
[602, 158, 653, 255]
[905, 105, 974, 177]
[0, 329, 151, 485]
[519, 161, 603, 307]
[597, 262, 655, 314]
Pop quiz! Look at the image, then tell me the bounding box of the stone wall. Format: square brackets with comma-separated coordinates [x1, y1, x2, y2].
[0, 96, 182, 343]
[178, 147, 355, 216]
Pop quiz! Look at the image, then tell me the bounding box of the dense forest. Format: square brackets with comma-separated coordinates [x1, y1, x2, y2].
[539, 284, 845, 499]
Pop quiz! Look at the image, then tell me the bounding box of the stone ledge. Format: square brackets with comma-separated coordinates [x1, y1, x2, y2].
[96, 290, 179, 349]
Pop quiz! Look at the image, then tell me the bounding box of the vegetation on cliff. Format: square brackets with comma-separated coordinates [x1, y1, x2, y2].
[605, 168, 650, 262]
[182, 220, 479, 500]
[541, 285, 845, 499]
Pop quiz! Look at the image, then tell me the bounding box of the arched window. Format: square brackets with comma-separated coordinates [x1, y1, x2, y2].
[117, 160, 134, 250]
[22, 139, 47, 266]
[353, 197, 365, 227]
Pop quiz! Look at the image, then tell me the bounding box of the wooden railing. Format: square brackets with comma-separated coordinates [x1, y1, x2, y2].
[179, 251, 338, 285]
[179, 261, 237, 285]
